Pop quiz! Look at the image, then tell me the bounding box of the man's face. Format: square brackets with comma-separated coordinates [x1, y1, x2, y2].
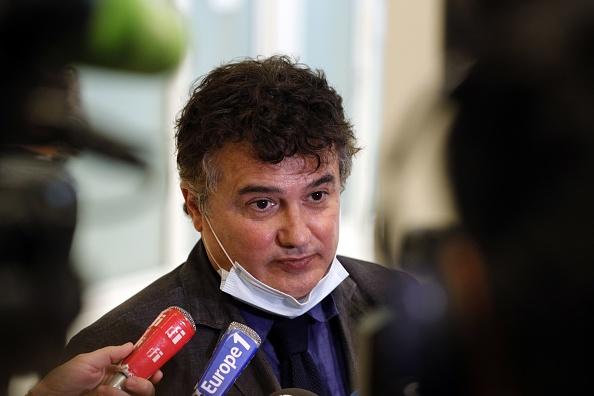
[182, 142, 341, 299]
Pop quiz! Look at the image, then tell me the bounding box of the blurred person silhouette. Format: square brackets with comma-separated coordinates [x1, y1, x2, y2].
[1, 0, 185, 394]
[369, 0, 594, 394]
[420, 0, 594, 394]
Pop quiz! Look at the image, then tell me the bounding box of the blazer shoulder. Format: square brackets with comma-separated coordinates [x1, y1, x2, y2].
[337, 255, 419, 285]
[337, 255, 421, 305]
[61, 265, 188, 363]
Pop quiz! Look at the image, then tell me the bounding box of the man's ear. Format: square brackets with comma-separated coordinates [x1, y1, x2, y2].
[180, 183, 204, 232]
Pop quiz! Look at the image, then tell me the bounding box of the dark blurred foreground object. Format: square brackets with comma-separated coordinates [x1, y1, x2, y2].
[0, 66, 87, 394]
[370, 0, 594, 395]
[0, 0, 187, 152]
[438, 0, 594, 394]
[0, 0, 187, 393]
[0, 148, 81, 393]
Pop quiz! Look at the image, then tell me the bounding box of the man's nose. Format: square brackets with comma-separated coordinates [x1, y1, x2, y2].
[276, 205, 311, 248]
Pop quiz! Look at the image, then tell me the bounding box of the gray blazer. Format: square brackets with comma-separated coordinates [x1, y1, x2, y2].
[61, 240, 421, 395]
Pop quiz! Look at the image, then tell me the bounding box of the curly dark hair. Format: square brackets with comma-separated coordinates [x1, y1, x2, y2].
[175, 55, 360, 212]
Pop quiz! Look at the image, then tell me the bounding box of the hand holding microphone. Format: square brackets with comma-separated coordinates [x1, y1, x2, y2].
[107, 306, 196, 390]
[193, 322, 261, 396]
[27, 343, 156, 396]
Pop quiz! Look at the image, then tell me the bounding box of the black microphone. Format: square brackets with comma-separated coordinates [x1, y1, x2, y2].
[269, 389, 319, 396]
[192, 322, 261, 396]
[1, 0, 187, 75]
[1, 0, 187, 162]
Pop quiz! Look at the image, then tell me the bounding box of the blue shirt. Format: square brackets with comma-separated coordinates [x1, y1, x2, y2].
[238, 295, 349, 396]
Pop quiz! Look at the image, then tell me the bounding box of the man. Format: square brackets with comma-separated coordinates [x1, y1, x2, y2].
[61, 55, 421, 395]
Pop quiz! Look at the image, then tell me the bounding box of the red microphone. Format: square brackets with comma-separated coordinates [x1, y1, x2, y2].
[107, 306, 196, 389]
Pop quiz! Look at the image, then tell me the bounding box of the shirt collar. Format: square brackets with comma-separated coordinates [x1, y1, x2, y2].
[236, 294, 339, 340]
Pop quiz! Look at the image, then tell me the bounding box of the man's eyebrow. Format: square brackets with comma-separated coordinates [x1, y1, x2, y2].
[308, 174, 336, 189]
[238, 185, 283, 195]
[237, 173, 336, 195]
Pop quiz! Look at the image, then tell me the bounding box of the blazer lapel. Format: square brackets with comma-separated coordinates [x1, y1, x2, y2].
[234, 349, 280, 395]
[332, 276, 360, 390]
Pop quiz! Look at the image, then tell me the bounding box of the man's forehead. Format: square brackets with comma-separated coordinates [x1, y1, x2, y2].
[265, 152, 337, 173]
[216, 141, 338, 171]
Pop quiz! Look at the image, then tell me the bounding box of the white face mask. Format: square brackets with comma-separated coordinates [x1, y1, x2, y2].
[203, 216, 348, 318]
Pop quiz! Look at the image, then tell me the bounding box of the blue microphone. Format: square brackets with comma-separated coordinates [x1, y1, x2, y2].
[192, 322, 261, 396]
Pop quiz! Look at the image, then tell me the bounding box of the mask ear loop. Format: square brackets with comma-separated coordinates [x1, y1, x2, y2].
[203, 215, 235, 270]
[203, 237, 224, 273]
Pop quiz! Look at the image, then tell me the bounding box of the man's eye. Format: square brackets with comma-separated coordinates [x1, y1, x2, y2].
[311, 191, 326, 201]
[253, 200, 271, 210]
